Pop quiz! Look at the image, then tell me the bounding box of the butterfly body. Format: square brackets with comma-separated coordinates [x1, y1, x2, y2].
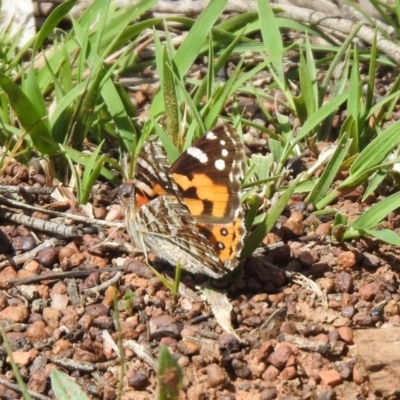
[126, 124, 245, 279]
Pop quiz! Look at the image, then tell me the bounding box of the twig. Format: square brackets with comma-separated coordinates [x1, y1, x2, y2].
[0, 186, 54, 195]
[274, 3, 400, 65]
[8, 265, 126, 286]
[0, 238, 61, 271]
[0, 196, 124, 229]
[0, 208, 81, 237]
[82, 271, 123, 293]
[0, 377, 52, 400]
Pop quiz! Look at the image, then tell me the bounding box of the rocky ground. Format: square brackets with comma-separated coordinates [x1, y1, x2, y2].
[1, 125, 400, 400]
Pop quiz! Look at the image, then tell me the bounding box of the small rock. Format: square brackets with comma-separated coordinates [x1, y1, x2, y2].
[260, 387, 278, 400]
[242, 315, 261, 327]
[318, 278, 336, 293]
[384, 299, 399, 317]
[36, 247, 59, 267]
[332, 317, 351, 327]
[359, 281, 385, 301]
[280, 366, 297, 380]
[341, 306, 356, 319]
[0, 305, 29, 322]
[231, 358, 251, 379]
[205, 363, 227, 387]
[336, 272, 354, 293]
[328, 340, 346, 356]
[128, 371, 149, 390]
[8, 349, 38, 366]
[26, 320, 48, 343]
[218, 333, 241, 356]
[12, 235, 36, 252]
[59, 246, 79, 262]
[261, 365, 280, 381]
[50, 293, 69, 311]
[352, 312, 373, 327]
[282, 219, 304, 238]
[333, 359, 355, 380]
[85, 303, 108, 318]
[298, 251, 316, 267]
[318, 369, 342, 387]
[353, 364, 367, 385]
[315, 222, 332, 236]
[337, 251, 358, 269]
[27, 371, 47, 394]
[257, 341, 274, 363]
[177, 340, 199, 356]
[0, 266, 17, 289]
[337, 326, 354, 344]
[150, 315, 182, 340]
[42, 307, 62, 328]
[267, 344, 293, 369]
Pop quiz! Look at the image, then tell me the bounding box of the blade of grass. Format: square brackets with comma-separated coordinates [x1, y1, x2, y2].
[146, 0, 229, 123]
[307, 133, 352, 205]
[0, 72, 57, 155]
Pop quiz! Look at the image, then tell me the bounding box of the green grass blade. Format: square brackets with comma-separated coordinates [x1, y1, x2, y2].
[33, 0, 78, 55]
[351, 191, 400, 230]
[257, 0, 284, 81]
[163, 46, 180, 145]
[157, 347, 183, 400]
[242, 176, 300, 258]
[51, 369, 91, 400]
[362, 228, 400, 246]
[146, 0, 228, 122]
[291, 90, 349, 146]
[101, 78, 138, 153]
[344, 119, 400, 185]
[308, 134, 352, 205]
[0, 72, 57, 155]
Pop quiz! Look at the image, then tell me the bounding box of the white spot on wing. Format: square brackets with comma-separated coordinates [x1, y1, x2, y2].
[187, 146, 208, 163]
[220, 140, 226, 145]
[206, 131, 217, 140]
[215, 159, 225, 170]
[221, 149, 228, 157]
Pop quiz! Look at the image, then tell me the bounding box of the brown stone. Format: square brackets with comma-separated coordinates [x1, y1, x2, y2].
[337, 251, 357, 269]
[267, 344, 293, 369]
[337, 326, 354, 344]
[205, 363, 227, 388]
[318, 369, 342, 387]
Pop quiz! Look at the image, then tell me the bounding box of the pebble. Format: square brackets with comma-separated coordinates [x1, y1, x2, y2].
[336, 326, 353, 344]
[260, 387, 278, 400]
[359, 281, 384, 301]
[352, 312, 373, 326]
[36, 247, 59, 267]
[0, 305, 29, 322]
[315, 222, 332, 236]
[318, 369, 342, 387]
[280, 366, 297, 380]
[262, 365, 280, 381]
[177, 340, 199, 356]
[257, 341, 274, 363]
[230, 359, 250, 379]
[205, 363, 227, 387]
[337, 251, 358, 269]
[336, 271, 354, 293]
[267, 344, 293, 369]
[26, 320, 49, 342]
[127, 371, 149, 390]
[341, 306, 356, 319]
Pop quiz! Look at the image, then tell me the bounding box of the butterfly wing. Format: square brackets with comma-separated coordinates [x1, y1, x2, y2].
[126, 138, 226, 278]
[170, 125, 245, 269]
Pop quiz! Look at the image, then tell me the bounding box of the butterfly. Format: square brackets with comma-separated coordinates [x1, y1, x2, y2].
[125, 124, 245, 279]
